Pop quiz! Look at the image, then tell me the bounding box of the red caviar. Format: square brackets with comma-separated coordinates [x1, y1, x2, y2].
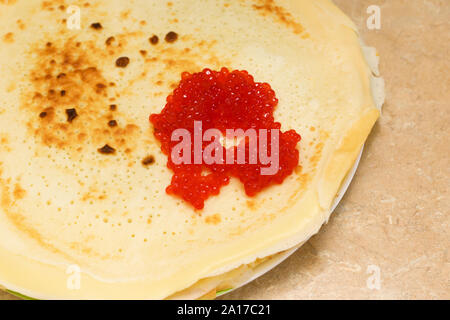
[150, 68, 301, 210]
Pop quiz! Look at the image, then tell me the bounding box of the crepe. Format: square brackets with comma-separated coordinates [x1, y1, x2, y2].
[0, 0, 384, 299]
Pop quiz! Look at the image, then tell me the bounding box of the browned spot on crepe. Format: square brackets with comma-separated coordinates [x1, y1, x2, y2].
[205, 214, 221, 225]
[21, 38, 140, 157]
[251, 0, 308, 37]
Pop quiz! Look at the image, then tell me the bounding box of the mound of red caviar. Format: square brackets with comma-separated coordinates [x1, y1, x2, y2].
[150, 68, 301, 210]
